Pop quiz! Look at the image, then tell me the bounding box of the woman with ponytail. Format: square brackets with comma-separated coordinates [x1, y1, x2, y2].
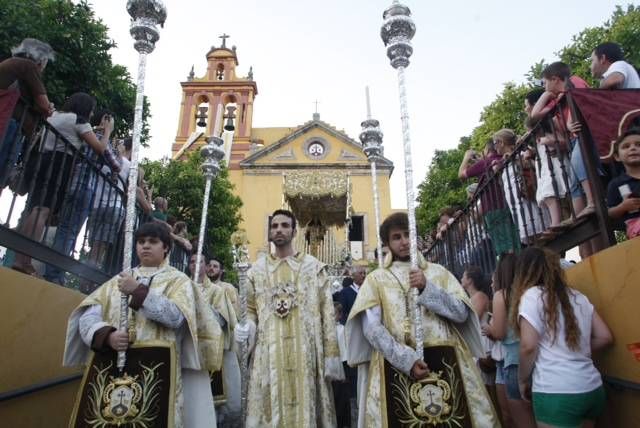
[511, 247, 613, 428]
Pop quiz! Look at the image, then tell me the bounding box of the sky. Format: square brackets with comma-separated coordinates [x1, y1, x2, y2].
[89, 0, 621, 209]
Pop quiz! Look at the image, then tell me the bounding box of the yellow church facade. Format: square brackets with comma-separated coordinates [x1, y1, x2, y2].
[172, 41, 393, 262]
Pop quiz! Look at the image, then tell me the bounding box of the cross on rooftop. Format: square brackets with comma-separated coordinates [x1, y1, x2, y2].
[219, 33, 230, 48]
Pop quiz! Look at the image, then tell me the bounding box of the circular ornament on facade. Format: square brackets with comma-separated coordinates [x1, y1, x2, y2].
[303, 137, 330, 160]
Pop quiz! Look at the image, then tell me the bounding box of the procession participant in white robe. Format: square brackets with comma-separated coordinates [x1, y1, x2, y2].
[191, 253, 242, 427]
[235, 209, 344, 427]
[347, 212, 500, 427]
[208, 256, 240, 314]
[64, 222, 223, 428]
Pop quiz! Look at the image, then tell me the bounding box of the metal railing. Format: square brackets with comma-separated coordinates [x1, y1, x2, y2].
[0, 98, 190, 292]
[424, 92, 617, 277]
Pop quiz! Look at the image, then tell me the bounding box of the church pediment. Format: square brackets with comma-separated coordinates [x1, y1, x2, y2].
[240, 120, 393, 169]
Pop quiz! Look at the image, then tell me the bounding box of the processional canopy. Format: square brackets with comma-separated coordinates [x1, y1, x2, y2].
[283, 171, 352, 227]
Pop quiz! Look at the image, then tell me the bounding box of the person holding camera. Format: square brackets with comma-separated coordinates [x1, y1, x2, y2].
[13, 93, 119, 277]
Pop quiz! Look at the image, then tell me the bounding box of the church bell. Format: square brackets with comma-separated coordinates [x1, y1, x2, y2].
[224, 105, 237, 132]
[196, 106, 208, 128]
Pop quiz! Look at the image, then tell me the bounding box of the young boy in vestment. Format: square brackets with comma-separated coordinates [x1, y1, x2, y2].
[63, 222, 222, 427]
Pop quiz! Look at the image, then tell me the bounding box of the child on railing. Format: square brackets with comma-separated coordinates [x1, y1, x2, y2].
[607, 128, 640, 239]
[531, 62, 595, 222]
[530, 118, 575, 232]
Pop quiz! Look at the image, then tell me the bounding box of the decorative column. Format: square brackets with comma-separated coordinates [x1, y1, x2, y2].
[119, 0, 166, 372]
[359, 86, 384, 268]
[380, 0, 424, 358]
[193, 135, 226, 284]
[231, 230, 251, 427]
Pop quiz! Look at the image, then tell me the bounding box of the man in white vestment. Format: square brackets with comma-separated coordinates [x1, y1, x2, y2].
[235, 209, 344, 427]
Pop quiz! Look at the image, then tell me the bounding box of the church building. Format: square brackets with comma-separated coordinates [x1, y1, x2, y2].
[172, 39, 394, 263]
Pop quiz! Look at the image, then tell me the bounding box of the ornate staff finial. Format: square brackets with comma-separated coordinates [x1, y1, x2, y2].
[360, 118, 383, 161]
[127, 0, 167, 54]
[360, 87, 384, 268]
[380, 1, 415, 69]
[201, 136, 225, 178]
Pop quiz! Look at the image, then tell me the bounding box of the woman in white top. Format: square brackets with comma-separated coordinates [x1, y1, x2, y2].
[511, 247, 612, 428]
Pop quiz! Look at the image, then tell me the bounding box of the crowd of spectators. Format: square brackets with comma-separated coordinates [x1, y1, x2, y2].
[0, 38, 194, 284]
[419, 41, 637, 427]
[456, 248, 614, 428]
[426, 41, 640, 272]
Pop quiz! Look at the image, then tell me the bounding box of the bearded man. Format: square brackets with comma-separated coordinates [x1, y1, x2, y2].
[207, 256, 239, 314]
[235, 209, 344, 427]
[190, 253, 240, 427]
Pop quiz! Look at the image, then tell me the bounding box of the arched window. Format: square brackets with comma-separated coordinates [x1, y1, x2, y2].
[216, 64, 225, 80]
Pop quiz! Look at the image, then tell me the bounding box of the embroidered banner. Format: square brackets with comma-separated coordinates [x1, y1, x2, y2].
[69, 345, 175, 428]
[384, 345, 472, 428]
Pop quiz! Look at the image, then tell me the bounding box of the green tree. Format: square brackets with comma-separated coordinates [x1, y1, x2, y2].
[416, 138, 470, 234]
[467, 83, 531, 150]
[558, 5, 640, 87]
[142, 152, 243, 278]
[0, 0, 150, 142]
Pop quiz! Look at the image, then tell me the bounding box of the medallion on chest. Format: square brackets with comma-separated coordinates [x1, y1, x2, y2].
[270, 282, 298, 318]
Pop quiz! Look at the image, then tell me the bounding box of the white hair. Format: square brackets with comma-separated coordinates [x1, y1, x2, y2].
[11, 38, 55, 64]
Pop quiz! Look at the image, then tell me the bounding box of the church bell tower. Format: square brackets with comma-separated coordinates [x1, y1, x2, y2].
[172, 34, 257, 168]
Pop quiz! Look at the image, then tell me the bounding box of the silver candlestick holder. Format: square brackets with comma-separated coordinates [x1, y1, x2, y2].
[118, 0, 167, 372]
[380, 0, 424, 358]
[193, 136, 226, 285]
[360, 87, 384, 269]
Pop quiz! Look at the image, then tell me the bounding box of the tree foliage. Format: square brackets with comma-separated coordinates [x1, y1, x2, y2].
[416, 5, 640, 233]
[142, 153, 243, 277]
[558, 5, 640, 87]
[416, 138, 469, 234]
[0, 0, 150, 142]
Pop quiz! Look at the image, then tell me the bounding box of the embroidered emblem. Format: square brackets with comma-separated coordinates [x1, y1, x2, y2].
[410, 372, 451, 420]
[270, 282, 298, 318]
[83, 361, 164, 427]
[391, 360, 464, 427]
[103, 373, 143, 421]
